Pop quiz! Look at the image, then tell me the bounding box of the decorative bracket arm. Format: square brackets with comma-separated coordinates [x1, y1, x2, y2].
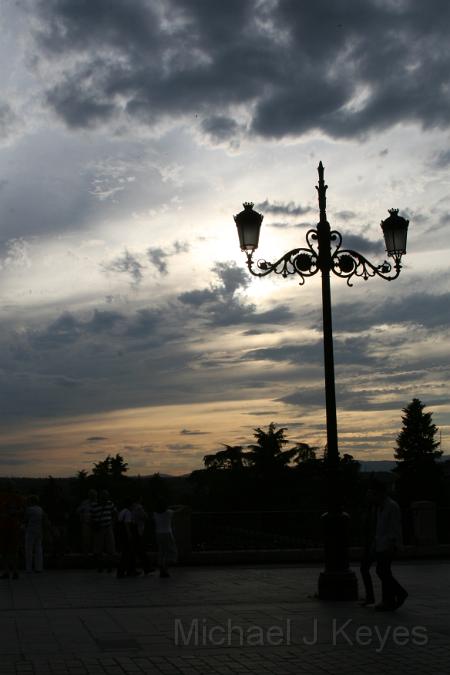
[331, 247, 402, 286]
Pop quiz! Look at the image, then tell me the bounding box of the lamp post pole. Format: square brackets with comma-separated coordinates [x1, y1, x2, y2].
[316, 162, 338, 468]
[233, 163, 409, 600]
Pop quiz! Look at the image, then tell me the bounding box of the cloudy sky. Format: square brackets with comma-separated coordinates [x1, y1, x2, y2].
[0, 0, 449, 477]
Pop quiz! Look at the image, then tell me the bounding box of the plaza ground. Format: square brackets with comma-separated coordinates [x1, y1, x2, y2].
[0, 562, 449, 674]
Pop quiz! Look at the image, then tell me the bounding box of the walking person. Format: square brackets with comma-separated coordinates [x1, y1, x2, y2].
[25, 495, 45, 574]
[371, 480, 408, 611]
[91, 490, 116, 572]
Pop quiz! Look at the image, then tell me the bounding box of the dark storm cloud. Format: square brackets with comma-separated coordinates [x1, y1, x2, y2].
[30, 0, 450, 140]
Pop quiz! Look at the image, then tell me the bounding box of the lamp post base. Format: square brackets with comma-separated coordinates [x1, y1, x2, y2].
[318, 508, 359, 601]
[318, 569, 359, 601]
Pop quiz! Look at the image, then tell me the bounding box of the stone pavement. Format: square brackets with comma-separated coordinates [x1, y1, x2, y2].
[0, 562, 449, 674]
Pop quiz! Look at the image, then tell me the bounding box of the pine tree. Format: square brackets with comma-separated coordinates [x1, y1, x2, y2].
[394, 398, 442, 502]
[395, 398, 441, 463]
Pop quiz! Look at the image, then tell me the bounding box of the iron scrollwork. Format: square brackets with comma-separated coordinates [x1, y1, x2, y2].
[245, 229, 321, 285]
[329, 230, 401, 286]
[246, 227, 402, 286]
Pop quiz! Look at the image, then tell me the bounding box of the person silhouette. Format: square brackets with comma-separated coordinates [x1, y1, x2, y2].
[371, 480, 408, 611]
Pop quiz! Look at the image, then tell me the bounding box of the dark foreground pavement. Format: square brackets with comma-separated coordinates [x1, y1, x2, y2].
[0, 562, 449, 674]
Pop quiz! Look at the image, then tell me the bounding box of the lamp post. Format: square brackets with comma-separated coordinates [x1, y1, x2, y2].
[234, 162, 409, 600]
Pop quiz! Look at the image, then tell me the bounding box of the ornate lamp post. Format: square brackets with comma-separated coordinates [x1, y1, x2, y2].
[234, 162, 409, 599]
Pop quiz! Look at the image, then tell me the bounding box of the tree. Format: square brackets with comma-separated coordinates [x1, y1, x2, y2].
[109, 454, 128, 480]
[203, 445, 247, 471]
[92, 454, 129, 481]
[246, 422, 297, 476]
[394, 398, 443, 502]
[292, 442, 319, 465]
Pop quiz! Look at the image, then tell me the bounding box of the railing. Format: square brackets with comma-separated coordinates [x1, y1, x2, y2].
[20, 505, 450, 558]
[191, 509, 353, 551]
[190, 507, 450, 551]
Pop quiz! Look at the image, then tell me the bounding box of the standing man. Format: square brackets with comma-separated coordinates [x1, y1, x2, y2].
[371, 480, 408, 611]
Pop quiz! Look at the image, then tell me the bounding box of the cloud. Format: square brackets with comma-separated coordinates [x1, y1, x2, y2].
[28, 309, 125, 350]
[335, 210, 357, 221]
[201, 115, 241, 144]
[86, 436, 109, 442]
[28, 0, 450, 142]
[256, 200, 313, 217]
[245, 335, 376, 368]
[0, 239, 32, 269]
[123, 444, 156, 454]
[331, 291, 450, 333]
[147, 240, 189, 275]
[338, 232, 384, 255]
[178, 260, 296, 327]
[0, 101, 18, 142]
[431, 149, 450, 169]
[180, 429, 210, 436]
[104, 249, 145, 286]
[167, 443, 196, 451]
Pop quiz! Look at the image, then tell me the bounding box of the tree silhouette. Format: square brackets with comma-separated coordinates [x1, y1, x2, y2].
[292, 442, 318, 464]
[109, 453, 128, 480]
[92, 454, 128, 481]
[246, 423, 297, 476]
[203, 445, 247, 471]
[394, 398, 443, 502]
[92, 456, 112, 480]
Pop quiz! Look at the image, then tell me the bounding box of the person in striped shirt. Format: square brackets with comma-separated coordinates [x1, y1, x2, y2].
[91, 490, 116, 572]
